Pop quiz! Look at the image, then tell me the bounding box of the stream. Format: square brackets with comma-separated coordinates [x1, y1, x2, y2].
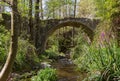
[10, 58, 87, 81]
[51, 58, 87, 81]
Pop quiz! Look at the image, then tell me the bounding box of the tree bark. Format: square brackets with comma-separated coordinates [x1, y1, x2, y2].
[29, 0, 33, 43]
[0, 0, 19, 81]
[72, 0, 77, 46]
[40, 0, 43, 19]
[35, 0, 40, 48]
[74, 0, 77, 17]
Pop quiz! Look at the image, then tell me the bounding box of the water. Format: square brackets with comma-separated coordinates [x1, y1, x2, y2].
[52, 58, 87, 81]
[11, 58, 87, 81]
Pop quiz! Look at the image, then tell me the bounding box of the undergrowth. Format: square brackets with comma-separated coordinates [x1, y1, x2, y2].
[31, 68, 57, 81]
[0, 25, 40, 71]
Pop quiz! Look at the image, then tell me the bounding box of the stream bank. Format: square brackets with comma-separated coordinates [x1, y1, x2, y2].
[9, 57, 87, 81]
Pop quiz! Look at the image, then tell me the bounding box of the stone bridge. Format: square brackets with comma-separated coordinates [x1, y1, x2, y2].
[37, 18, 99, 53]
[0, 13, 100, 53]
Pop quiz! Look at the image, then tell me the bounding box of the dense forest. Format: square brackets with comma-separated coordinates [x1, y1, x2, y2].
[0, 0, 120, 81]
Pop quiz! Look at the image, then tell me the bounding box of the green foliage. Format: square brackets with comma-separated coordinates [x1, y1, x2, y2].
[0, 26, 39, 70]
[18, 0, 30, 17]
[31, 68, 58, 81]
[14, 38, 39, 70]
[45, 0, 61, 18]
[0, 25, 10, 64]
[71, 28, 90, 71]
[82, 1, 120, 80]
[94, 0, 118, 20]
[78, 0, 95, 18]
[44, 34, 59, 59]
[45, 0, 74, 18]
[72, 23, 120, 81]
[74, 34, 120, 80]
[83, 72, 101, 81]
[45, 45, 59, 59]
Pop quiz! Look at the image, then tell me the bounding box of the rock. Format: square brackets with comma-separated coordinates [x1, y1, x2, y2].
[59, 58, 73, 66]
[40, 62, 51, 68]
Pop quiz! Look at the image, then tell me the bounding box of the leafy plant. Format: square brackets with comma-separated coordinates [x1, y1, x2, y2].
[45, 45, 59, 59]
[74, 31, 120, 80]
[0, 25, 10, 64]
[79, 0, 120, 80]
[67, 28, 90, 72]
[44, 33, 59, 60]
[14, 38, 40, 70]
[94, 0, 118, 20]
[31, 68, 58, 81]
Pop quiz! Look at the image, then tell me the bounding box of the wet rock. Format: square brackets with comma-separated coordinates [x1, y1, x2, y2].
[59, 58, 73, 66]
[40, 62, 51, 68]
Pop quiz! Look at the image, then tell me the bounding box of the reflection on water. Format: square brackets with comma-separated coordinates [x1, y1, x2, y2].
[52, 58, 87, 81]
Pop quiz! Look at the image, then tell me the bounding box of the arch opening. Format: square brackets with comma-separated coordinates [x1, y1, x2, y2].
[37, 20, 95, 54]
[43, 21, 95, 55]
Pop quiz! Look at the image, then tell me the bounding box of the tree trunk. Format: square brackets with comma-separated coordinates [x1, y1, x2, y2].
[74, 0, 77, 17]
[72, 0, 77, 46]
[29, 0, 33, 43]
[0, 0, 19, 81]
[35, 0, 40, 48]
[40, 0, 43, 19]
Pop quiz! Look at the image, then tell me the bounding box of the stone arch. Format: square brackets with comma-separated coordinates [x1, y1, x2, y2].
[46, 21, 94, 39]
[37, 18, 100, 54]
[41, 21, 95, 53]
